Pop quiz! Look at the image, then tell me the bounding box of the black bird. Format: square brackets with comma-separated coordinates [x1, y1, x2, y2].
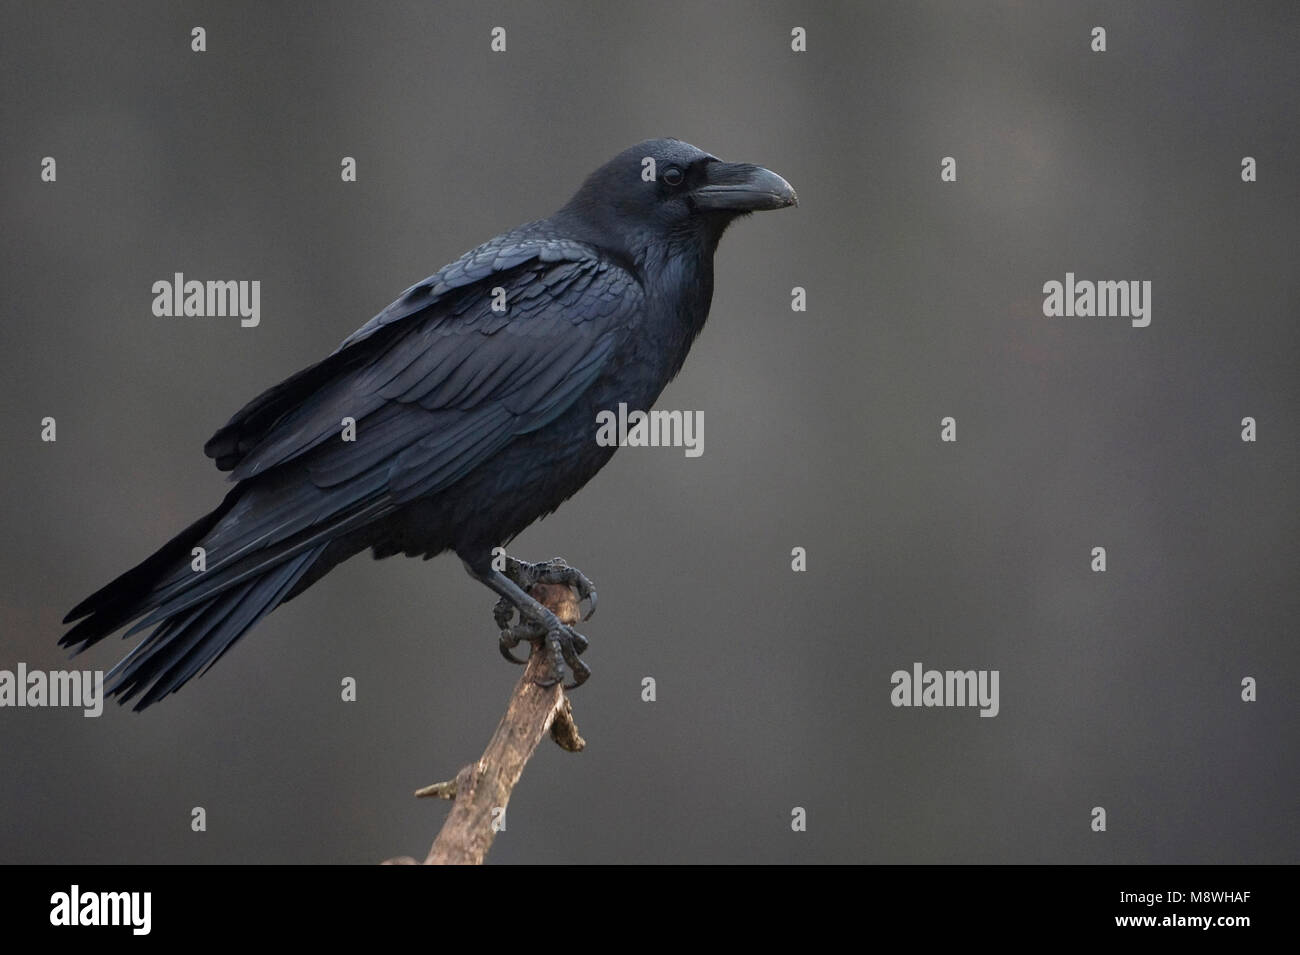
[61, 139, 797, 708]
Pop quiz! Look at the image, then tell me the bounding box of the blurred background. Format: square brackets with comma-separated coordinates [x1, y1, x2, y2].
[1, 1, 1296, 863]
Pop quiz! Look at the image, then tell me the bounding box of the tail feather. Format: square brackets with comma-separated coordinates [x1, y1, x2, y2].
[118, 497, 387, 640]
[108, 544, 325, 709]
[60, 491, 239, 649]
[61, 487, 331, 710]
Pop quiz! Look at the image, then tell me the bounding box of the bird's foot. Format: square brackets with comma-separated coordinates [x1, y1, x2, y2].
[492, 556, 595, 690]
[500, 556, 597, 621]
[497, 619, 591, 689]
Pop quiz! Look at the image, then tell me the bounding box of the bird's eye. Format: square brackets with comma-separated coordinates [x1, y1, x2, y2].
[662, 166, 684, 186]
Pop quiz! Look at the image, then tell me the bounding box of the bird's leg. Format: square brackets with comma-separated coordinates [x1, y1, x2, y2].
[465, 557, 594, 689]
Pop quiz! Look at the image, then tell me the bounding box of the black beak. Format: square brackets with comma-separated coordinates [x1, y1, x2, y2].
[692, 161, 798, 212]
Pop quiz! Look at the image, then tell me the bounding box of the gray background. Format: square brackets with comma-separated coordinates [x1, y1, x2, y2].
[1, 1, 1296, 864]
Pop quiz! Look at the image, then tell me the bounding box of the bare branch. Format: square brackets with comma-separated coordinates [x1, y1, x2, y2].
[383, 583, 585, 865]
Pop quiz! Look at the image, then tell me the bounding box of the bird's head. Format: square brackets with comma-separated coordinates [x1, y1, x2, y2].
[558, 138, 797, 263]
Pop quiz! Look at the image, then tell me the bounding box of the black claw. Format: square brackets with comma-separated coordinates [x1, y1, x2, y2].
[562, 659, 591, 690]
[530, 559, 597, 620]
[499, 642, 528, 665]
[498, 627, 529, 664]
[522, 625, 592, 689]
[551, 627, 590, 689]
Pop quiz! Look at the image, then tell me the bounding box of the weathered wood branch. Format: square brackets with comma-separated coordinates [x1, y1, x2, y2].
[383, 582, 585, 865]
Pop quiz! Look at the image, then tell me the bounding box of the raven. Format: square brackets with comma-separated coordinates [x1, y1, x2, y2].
[61, 139, 796, 708]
